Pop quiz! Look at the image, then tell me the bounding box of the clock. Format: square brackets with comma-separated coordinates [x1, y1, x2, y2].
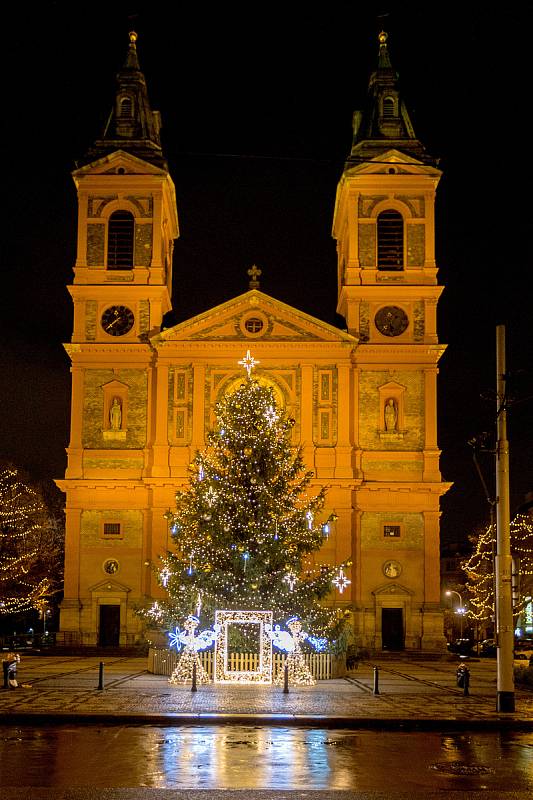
[374, 306, 409, 337]
[101, 305, 135, 336]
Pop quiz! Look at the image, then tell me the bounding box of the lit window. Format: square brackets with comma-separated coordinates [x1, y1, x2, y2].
[107, 211, 134, 269]
[377, 210, 403, 270]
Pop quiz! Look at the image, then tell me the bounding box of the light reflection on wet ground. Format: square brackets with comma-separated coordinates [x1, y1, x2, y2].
[0, 725, 532, 791]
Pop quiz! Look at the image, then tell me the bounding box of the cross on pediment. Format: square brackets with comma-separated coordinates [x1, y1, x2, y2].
[247, 264, 262, 289]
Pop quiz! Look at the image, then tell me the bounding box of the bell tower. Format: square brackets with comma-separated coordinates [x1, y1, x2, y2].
[60, 33, 178, 643]
[333, 32, 449, 650]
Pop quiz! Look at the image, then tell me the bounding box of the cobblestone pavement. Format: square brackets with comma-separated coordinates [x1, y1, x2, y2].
[1, 654, 532, 724]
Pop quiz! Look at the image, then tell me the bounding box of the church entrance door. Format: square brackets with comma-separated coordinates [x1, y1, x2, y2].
[381, 608, 404, 650]
[99, 604, 120, 647]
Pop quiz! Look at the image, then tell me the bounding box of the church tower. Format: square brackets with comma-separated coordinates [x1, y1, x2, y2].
[59, 33, 179, 644]
[332, 32, 448, 649]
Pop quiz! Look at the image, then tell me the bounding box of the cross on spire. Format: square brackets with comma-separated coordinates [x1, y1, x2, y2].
[247, 264, 262, 289]
[238, 349, 260, 377]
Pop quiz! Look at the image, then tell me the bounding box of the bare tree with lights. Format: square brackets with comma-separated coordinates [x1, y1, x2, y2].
[462, 513, 533, 626]
[144, 354, 349, 646]
[0, 466, 63, 619]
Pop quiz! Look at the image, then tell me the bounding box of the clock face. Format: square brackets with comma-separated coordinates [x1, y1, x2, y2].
[374, 306, 409, 337]
[101, 305, 134, 336]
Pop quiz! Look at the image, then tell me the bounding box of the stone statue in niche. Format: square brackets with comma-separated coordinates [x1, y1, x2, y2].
[110, 397, 122, 431]
[384, 398, 398, 432]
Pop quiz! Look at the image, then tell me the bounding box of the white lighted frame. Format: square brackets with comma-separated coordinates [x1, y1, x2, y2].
[214, 609, 273, 684]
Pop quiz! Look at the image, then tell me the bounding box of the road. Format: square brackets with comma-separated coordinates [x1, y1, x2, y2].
[1, 723, 532, 795]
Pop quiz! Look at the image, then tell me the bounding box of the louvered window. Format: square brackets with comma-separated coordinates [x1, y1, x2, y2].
[120, 97, 133, 117]
[383, 96, 395, 117]
[107, 211, 134, 269]
[377, 210, 403, 270]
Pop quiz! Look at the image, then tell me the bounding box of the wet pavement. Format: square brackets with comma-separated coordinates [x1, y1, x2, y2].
[1, 656, 532, 797]
[0, 654, 532, 727]
[1, 724, 532, 793]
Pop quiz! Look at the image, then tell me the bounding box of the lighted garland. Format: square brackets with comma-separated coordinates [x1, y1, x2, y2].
[0, 468, 53, 615]
[140, 365, 350, 644]
[462, 513, 533, 622]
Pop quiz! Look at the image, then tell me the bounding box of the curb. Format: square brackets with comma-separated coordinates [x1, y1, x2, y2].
[2, 710, 533, 730]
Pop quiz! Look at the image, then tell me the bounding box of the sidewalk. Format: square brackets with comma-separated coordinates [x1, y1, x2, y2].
[1, 654, 532, 728]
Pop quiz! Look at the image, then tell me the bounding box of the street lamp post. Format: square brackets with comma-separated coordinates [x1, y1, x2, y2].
[445, 590, 466, 639]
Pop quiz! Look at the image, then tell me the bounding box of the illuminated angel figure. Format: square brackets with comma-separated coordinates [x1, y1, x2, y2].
[270, 616, 328, 686]
[168, 615, 217, 686]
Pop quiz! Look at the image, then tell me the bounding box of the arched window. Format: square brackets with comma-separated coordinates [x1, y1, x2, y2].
[383, 96, 395, 117]
[107, 211, 134, 270]
[377, 210, 403, 270]
[119, 97, 133, 117]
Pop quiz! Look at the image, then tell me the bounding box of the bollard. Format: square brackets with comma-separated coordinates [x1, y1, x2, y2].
[373, 665, 380, 695]
[456, 663, 470, 697]
[283, 662, 289, 694]
[191, 660, 197, 692]
[97, 661, 104, 690]
[463, 666, 470, 697]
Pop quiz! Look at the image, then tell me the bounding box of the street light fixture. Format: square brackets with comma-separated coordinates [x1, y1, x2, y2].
[445, 590, 466, 638]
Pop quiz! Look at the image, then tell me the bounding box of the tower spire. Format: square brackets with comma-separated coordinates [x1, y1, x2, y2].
[346, 30, 432, 165]
[82, 31, 166, 168]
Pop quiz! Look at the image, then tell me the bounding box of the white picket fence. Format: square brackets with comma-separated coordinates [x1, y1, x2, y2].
[148, 647, 336, 680]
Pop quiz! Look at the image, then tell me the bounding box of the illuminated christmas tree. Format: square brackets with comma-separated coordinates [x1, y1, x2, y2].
[462, 513, 533, 624]
[146, 353, 349, 644]
[0, 466, 60, 617]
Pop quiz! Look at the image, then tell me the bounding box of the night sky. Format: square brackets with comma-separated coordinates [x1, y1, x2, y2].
[1, 3, 532, 543]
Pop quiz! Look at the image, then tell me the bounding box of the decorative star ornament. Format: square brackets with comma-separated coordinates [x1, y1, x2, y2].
[147, 601, 163, 621]
[283, 571, 298, 591]
[265, 405, 278, 426]
[160, 567, 171, 588]
[205, 487, 218, 507]
[238, 349, 260, 377]
[332, 567, 351, 594]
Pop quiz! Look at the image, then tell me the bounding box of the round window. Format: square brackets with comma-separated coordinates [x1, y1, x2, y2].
[244, 317, 264, 334]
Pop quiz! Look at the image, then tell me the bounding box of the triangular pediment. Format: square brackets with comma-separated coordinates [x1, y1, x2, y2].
[73, 150, 167, 179]
[152, 290, 357, 345]
[88, 578, 131, 594]
[345, 149, 441, 178]
[373, 582, 414, 597]
[101, 379, 129, 391]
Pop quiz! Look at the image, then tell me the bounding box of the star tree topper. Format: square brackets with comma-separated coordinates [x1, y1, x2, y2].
[238, 349, 260, 377]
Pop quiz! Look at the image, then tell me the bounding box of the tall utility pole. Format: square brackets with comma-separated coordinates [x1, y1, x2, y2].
[495, 325, 515, 712]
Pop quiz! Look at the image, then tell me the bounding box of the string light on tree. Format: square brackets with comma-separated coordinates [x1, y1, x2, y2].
[0, 467, 61, 616]
[462, 513, 533, 623]
[138, 366, 349, 647]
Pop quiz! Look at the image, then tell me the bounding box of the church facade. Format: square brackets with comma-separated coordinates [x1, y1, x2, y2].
[58, 31, 449, 651]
